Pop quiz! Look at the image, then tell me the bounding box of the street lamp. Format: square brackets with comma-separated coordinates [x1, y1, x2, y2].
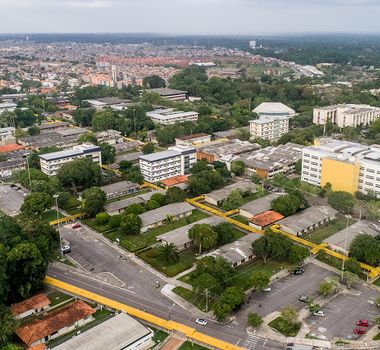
[53, 194, 63, 258]
[341, 214, 351, 282]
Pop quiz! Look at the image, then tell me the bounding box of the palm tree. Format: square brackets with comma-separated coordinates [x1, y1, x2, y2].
[159, 243, 179, 264]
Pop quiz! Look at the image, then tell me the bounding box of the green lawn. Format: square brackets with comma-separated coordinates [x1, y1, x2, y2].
[83, 218, 113, 233]
[47, 291, 73, 307]
[232, 215, 249, 225]
[61, 196, 81, 210]
[241, 190, 268, 205]
[172, 286, 211, 312]
[303, 215, 356, 244]
[373, 332, 380, 340]
[374, 279, 380, 287]
[268, 317, 301, 337]
[138, 248, 197, 277]
[150, 327, 169, 345]
[179, 341, 210, 350]
[106, 210, 209, 252]
[40, 210, 65, 224]
[66, 207, 84, 215]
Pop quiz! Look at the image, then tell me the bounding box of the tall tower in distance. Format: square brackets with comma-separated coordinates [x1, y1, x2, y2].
[249, 40, 257, 49]
[111, 65, 117, 85]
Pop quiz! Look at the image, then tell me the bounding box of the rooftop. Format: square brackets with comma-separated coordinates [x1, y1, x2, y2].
[161, 175, 188, 187]
[139, 149, 180, 162]
[144, 88, 188, 96]
[198, 139, 260, 158]
[240, 193, 284, 217]
[0, 144, 25, 153]
[205, 181, 257, 203]
[250, 210, 284, 227]
[104, 196, 144, 214]
[176, 133, 209, 141]
[11, 294, 50, 316]
[253, 102, 295, 116]
[100, 180, 139, 196]
[39, 144, 100, 161]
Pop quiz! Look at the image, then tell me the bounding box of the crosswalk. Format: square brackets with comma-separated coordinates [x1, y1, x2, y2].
[240, 334, 260, 349]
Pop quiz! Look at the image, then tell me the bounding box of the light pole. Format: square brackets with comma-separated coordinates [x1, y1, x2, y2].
[341, 214, 351, 282]
[53, 194, 63, 258]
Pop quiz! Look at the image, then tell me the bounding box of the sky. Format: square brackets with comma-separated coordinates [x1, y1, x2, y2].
[1, 0, 380, 34]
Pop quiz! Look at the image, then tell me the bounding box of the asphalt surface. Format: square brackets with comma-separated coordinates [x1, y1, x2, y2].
[306, 284, 379, 341]
[0, 184, 26, 216]
[236, 263, 334, 323]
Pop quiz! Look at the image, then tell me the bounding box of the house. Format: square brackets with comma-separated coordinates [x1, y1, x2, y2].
[139, 202, 194, 233]
[326, 220, 380, 254]
[204, 181, 257, 207]
[205, 234, 260, 268]
[276, 206, 338, 237]
[104, 196, 145, 215]
[16, 300, 96, 347]
[11, 294, 51, 320]
[249, 211, 284, 230]
[27, 344, 46, 350]
[53, 313, 154, 350]
[100, 180, 140, 200]
[161, 175, 188, 189]
[239, 193, 284, 218]
[156, 216, 223, 251]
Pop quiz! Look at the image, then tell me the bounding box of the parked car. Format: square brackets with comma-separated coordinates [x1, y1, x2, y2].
[353, 328, 366, 335]
[293, 268, 305, 275]
[72, 223, 81, 229]
[313, 310, 325, 317]
[299, 296, 309, 302]
[263, 287, 271, 292]
[196, 318, 207, 326]
[61, 245, 71, 254]
[356, 320, 369, 327]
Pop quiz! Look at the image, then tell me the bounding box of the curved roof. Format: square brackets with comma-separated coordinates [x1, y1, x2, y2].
[253, 102, 295, 115]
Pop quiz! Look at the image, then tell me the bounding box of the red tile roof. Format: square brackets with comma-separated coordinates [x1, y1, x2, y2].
[27, 344, 47, 350]
[249, 210, 284, 227]
[16, 300, 96, 346]
[11, 294, 51, 317]
[161, 175, 188, 187]
[0, 144, 24, 153]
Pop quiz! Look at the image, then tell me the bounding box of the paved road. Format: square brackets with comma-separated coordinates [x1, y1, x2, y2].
[306, 284, 379, 341]
[0, 184, 26, 216]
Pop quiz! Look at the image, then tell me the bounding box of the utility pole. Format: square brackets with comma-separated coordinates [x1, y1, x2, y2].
[341, 214, 351, 282]
[26, 155, 32, 189]
[53, 194, 63, 258]
[205, 289, 209, 312]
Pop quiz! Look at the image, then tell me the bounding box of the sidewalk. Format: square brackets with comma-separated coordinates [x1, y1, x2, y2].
[160, 335, 185, 350]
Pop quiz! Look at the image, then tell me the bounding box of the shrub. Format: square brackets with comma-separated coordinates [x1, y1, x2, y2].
[96, 212, 109, 225]
[108, 214, 121, 228]
[247, 313, 263, 327]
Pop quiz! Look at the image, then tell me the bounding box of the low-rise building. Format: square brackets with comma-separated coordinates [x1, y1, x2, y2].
[139, 202, 194, 233]
[239, 193, 284, 218]
[15, 300, 96, 347]
[160, 175, 188, 189]
[100, 180, 140, 200]
[157, 216, 223, 251]
[146, 108, 198, 125]
[0, 101, 17, 114]
[276, 206, 338, 237]
[0, 127, 15, 141]
[139, 147, 196, 183]
[39, 144, 101, 176]
[249, 210, 284, 230]
[249, 116, 289, 141]
[143, 88, 188, 101]
[253, 102, 296, 119]
[53, 312, 154, 350]
[95, 129, 123, 144]
[175, 133, 211, 146]
[326, 220, 379, 254]
[11, 294, 51, 320]
[104, 196, 145, 215]
[238, 143, 304, 179]
[313, 104, 380, 127]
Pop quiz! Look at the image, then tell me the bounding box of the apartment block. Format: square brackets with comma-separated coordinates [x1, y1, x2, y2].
[39, 144, 101, 176]
[139, 146, 196, 183]
[146, 108, 198, 125]
[301, 138, 380, 197]
[249, 116, 289, 141]
[313, 104, 380, 128]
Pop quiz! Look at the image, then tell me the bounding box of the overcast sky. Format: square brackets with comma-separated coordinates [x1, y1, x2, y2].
[1, 0, 380, 34]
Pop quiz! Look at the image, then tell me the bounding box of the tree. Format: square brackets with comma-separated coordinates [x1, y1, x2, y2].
[20, 192, 53, 218]
[214, 222, 235, 245]
[125, 203, 145, 215]
[271, 194, 302, 217]
[190, 160, 209, 174]
[120, 213, 142, 235]
[119, 160, 133, 171]
[213, 301, 232, 321]
[18, 168, 49, 189]
[345, 258, 362, 275]
[57, 158, 102, 193]
[150, 193, 166, 206]
[27, 126, 40, 136]
[231, 160, 245, 176]
[365, 200, 380, 221]
[250, 271, 270, 291]
[327, 191, 355, 213]
[158, 243, 179, 264]
[123, 166, 144, 184]
[0, 306, 19, 347]
[247, 313, 263, 327]
[78, 132, 98, 145]
[165, 186, 186, 204]
[143, 75, 166, 89]
[221, 190, 243, 211]
[188, 224, 218, 254]
[142, 142, 155, 155]
[188, 172, 213, 195]
[108, 214, 121, 229]
[193, 272, 220, 296]
[82, 187, 107, 217]
[342, 271, 359, 289]
[145, 199, 160, 211]
[95, 212, 109, 225]
[100, 143, 116, 164]
[319, 281, 333, 296]
[195, 256, 235, 287]
[350, 234, 380, 266]
[281, 306, 298, 325]
[288, 245, 309, 265]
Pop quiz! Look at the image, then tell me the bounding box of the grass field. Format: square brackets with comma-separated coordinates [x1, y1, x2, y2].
[172, 286, 210, 312]
[47, 291, 73, 307]
[232, 215, 249, 225]
[41, 210, 65, 224]
[269, 317, 301, 336]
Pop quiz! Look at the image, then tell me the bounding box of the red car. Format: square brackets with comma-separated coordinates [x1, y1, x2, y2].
[356, 319, 369, 327]
[72, 223, 81, 229]
[353, 328, 366, 335]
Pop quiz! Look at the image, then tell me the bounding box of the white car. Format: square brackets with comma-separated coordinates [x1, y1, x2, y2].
[196, 318, 208, 326]
[313, 310, 325, 317]
[263, 287, 271, 292]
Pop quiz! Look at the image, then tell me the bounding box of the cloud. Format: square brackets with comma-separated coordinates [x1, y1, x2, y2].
[60, 0, 117, 7]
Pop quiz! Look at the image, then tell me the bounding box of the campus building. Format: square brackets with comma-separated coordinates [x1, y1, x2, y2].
[252, 102, 296, 119]
[313, 104, 380, 128]
[146, 108, 198, 125]
[139, 146, 196, 183]
[39, 144, 101, 176]
[249, 116, 289, 141]
[143, 88, 188, 101]
[301, 138, 380, 198]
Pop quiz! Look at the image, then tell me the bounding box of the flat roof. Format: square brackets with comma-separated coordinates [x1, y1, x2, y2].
[205, 181, 257, 203]
[240, 193, 284, 217]
[100, 180, 139, 195]
[139, 150, 180, 162]
[104, 196, 144, 214]
[39, 144, 100, 161]
[144, 88, 188, 96]
[253, 102, 295, 115]
[53, 313, 152, 350]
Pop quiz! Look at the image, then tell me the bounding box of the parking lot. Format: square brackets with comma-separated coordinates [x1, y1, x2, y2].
[306, 284, 379, 340]
[0, 184, 27, 216]
[236, 263, 334, 324]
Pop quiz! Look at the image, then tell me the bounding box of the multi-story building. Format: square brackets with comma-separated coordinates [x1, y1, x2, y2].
[0, 127, 15, 141]
[139, 146, 196, 183]
[143, 88, 188, 101]
[146, 108, 198, 125]
[313, 104, 380, 128]
[39, 144, 101, 176]
[301, 138, 380, 197]
[0, 102, 17, 114]
[249, 116, 289, 141]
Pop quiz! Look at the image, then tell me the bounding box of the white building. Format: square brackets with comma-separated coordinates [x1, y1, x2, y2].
[175, 133, 211, 146]
[139, 146, 196, 183]
[0, 102, 17, 114]
[253, 102, 296, 119]
[0, 127, 15, 141]
[146, 108, 198, 125]
[39, 143, 101, 176]
[249, 116, 288, 141]
[313, 104, 380, 128]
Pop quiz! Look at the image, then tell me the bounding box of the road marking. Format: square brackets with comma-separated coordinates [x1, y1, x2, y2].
[240, 334, 260, 349]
